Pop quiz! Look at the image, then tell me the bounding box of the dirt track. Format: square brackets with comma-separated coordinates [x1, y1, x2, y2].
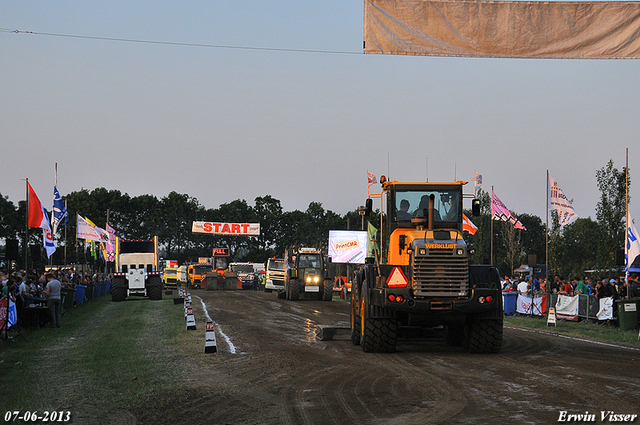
[139, 290, 640, 425]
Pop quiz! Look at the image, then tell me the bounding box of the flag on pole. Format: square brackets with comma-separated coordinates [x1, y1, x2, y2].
[627, 211, 640, 271]
[491, 190, 527, 230]
[76, 214, 102, 241]
[462, 214, 478, 235]
[367, 170, 377, 188]
[52, 185, 69, 235]
[473, 171, 482, 192]
[548, 175, 578, 226]
[84, 217, 112, 245]
[105, 224, 116, 262]
[367, 221, 378, 257]
[27, 182, 56, 258]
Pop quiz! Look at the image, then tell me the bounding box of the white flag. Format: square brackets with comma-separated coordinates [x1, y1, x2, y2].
[548, 175, 578, 226]
[473, 171, 482, 189]
[627, 211, 640, 271]
[76, 214, 102, 241]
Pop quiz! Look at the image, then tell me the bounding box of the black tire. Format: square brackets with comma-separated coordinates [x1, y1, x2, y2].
[111, 277, 127, 302]
[359, 280, 397, 353]
[148, 276, 163, 300]
[464, 318, 503, 354]
[444, 324, 465, 346]
[322, 279, 333, 301]
[350, 291, 361, 345]
[277, 289, 286, 299]
[289, 279, 300, 301]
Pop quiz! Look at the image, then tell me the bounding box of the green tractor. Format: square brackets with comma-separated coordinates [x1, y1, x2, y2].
[279, 247, 334, 301]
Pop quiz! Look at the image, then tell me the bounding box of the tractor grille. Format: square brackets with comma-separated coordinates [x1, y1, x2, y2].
[412, 249, 469, 297]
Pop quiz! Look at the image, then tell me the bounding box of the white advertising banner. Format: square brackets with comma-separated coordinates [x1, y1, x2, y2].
[328, 230, 368, 264]
[555, 294, 579, 321]
[192, 221, 260, 236]
[596, 298, 614, 321]
[516, 294, 545, 316]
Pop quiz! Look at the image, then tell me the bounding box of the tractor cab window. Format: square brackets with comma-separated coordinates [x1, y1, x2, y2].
[394, 189, 460, 223]
[298, 254, 321, 268]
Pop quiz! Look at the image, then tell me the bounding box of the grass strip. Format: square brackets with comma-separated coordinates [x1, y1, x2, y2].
[0, 295, 192, 416]
[504, 314, 640, 346]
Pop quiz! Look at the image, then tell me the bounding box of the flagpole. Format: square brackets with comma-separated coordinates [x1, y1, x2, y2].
[105, 209, 110, 275]
[25, 178, 30, 271]
[64, 199, 68, 266]
[546, 170, 550, 314]
[75, 213, 79, 273]
[490, 186, 494, 265]
[625, 148, 629, 298]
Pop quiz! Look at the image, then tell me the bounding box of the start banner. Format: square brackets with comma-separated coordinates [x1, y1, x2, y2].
[192, 221, 260, 236]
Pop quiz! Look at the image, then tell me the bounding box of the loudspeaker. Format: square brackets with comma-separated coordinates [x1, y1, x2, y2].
[528, 254, 537, 268]
[472, 199, 481, 217]
[6, 239, 19, 260]
[615, 249, 625, 266]
[30, 244, 41, 261]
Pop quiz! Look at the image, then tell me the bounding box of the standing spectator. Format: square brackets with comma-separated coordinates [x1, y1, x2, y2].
[629, 273, 640, 297]
[44, 273, 62, 328]
[517, 278, 529, 294]
[531, 277, 542, 295]
[617, 279, 628, 298]
[585, 277, 595, 296]
[558, 279, 573, 295]
[574, 278, 587, 295]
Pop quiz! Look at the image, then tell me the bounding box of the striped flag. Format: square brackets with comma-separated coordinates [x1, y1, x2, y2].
[367, 170, 377, 188]
[27, 181, 56, 258]
[462, 214, 478, 235]
[492, 189, 526, 230]
[548, 175, 578, 226]
[627, 211, 640, 271]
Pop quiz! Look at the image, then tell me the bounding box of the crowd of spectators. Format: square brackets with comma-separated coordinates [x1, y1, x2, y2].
[1, 268, 111, 330]
[501, 272, 640, 299]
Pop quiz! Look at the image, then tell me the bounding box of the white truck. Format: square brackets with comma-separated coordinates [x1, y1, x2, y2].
[265, 258, 285, 292]
[176, 265, 187, 286]
[111, 237, 163, 301]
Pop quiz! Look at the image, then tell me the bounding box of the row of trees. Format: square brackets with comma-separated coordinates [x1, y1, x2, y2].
[0, 160, 630, 280]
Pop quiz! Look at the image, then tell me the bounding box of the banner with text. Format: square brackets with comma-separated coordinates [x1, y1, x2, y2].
[555, 294, 579, 321]
[192, 221, 260, 236]
[516, 294, 547, 316]
[328, 230, 368, 264]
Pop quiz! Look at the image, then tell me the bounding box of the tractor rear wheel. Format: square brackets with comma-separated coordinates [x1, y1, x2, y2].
[322, 279, 333, 301]
[289, 279, 300, 301]
[464, 318, 503, 353]
[111, 277, 127, 302]
[148, 276, 163, 300]
[359, 288, 397, 353]
[350, 291, 361, 345]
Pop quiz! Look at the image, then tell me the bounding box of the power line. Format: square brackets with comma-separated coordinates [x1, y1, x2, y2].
[1, 28, 362, 55]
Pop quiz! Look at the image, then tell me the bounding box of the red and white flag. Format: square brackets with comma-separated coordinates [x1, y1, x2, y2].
[367, 170, 377, 188]
[462, 214, 478, 235]
[27, 181, 56, 258]
[473, 171, 482, 190]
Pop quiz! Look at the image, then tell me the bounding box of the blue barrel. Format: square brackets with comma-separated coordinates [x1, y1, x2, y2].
[94, 283, 101, 298]
[100, 282, 108, 296]
[503, 292, 518, 315]
[75, 285, 86, 304]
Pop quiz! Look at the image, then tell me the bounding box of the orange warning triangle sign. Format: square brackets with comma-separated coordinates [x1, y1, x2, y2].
[387, 267, 408, 287]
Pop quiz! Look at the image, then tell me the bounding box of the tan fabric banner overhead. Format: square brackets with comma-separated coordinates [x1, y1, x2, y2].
[364, 0, 640, 59]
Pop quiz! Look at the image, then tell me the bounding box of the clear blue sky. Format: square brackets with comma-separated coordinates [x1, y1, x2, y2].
[2, 1, 639, 225]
